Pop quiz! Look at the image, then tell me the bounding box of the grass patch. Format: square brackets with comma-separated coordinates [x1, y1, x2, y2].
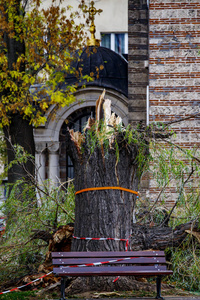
[0, 291, 36, 300]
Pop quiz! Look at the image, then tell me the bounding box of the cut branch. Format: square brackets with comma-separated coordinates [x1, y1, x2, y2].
[130, 221, 199, 251]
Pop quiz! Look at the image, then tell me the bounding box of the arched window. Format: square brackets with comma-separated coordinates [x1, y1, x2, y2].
[67, 107, 96, 179]
[59, 107, 96, 182]
[59, 104, 125, 184]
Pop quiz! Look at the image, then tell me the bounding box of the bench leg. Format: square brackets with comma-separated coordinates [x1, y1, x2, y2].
[60, 277, 67, 300]
[156, 275, 164, 300]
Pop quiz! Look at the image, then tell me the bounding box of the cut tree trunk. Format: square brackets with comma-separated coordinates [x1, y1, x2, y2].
[66, 130, 141, 252]
[65, 93, 147, 252]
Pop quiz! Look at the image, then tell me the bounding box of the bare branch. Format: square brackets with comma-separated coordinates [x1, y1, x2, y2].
[163, 112, 200, 127]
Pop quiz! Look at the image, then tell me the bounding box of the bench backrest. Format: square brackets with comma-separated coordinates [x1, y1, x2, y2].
[52, 251, 167, 267]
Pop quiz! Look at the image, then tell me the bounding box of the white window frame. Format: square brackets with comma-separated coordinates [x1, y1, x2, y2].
[101, 32, 128, 55]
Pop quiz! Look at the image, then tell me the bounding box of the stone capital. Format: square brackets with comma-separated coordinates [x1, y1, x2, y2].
[47, 142, 60, 153]
[35, 142, 47, 153]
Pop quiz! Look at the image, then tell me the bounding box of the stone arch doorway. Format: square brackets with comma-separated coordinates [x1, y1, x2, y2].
[33, 87, 128, 187]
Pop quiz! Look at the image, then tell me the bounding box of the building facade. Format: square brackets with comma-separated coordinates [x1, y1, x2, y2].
[33, 0, 129, 188]
[149, 0, 200, 203]
[32, 0, 200, 204]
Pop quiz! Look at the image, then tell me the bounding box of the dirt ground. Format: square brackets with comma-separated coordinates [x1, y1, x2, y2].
[32, 281, 200, 300]
[1, 278, 200, 300]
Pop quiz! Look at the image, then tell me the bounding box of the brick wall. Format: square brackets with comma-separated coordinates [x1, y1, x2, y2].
[149, 0, 200, 204]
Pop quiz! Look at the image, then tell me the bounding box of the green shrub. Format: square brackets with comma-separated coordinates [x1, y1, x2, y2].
[0, 179, 75, 285]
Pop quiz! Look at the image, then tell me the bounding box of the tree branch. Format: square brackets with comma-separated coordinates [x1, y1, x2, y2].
[164, 139, 200, 164]
[160, 164, 195, 227]
[163, 112, 200, 127]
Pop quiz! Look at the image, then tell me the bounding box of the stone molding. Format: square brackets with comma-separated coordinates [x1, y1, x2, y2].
[33, 86, 128, 144]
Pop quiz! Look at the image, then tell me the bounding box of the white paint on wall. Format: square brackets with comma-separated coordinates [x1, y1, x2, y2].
[37, 0, 128, 40]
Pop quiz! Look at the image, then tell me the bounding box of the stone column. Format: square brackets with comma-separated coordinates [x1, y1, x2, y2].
[35, 142, 46, 204]
[47, 142, 60, 188]
[35, 142, 46, 184]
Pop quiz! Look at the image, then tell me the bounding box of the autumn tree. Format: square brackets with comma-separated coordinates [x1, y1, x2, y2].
[0, 0, 88, 184]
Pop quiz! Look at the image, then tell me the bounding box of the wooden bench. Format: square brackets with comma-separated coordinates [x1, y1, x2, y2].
[52, 251, 173, 300]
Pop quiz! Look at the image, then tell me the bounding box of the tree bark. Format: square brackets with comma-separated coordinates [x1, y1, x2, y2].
[129, 221, 198, 250]
[2, 1, 35, 184]
[3, 115, 35, 185]
[66, 130, 141, 252]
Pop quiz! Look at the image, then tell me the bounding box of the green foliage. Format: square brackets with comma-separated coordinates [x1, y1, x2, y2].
[167, 238, 200, 291]
[0, 179, 75, 285]
[85, 120, 115, 156]
[82, 121, 150, 179]
[135, 196, 169, 226]
[135, 135, 200, 224]
[148, 137, 199, 210]
[124, 125, 150, 177]
[0, 291, 36, 300]
[135, 133, 200, 292]
[0, 0, 88, 127]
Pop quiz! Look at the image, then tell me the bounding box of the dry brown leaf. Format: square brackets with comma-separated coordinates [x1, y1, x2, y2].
[93, 291, 121, 298]
[185, 230, 200, 243]
[136, 277, 148, 282]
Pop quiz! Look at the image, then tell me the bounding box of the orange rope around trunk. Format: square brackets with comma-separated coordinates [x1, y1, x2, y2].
[75, 187, 138, 196]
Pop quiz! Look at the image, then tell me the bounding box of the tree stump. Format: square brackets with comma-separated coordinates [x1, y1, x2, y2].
[64, 91, 147, 293]
[67, 131, 140, 252]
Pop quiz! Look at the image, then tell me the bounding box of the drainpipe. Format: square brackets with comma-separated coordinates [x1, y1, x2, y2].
[146, 85, 149, 126]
